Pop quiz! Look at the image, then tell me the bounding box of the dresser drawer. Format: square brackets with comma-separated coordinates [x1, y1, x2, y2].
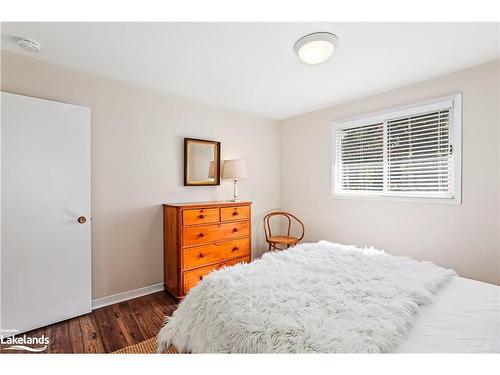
[221, 205, 250, 222]
[183, 221, 250, 247]
[183, 238, 250, 269]
[182, 256, 250, 294]
[183, 208, 219, 226]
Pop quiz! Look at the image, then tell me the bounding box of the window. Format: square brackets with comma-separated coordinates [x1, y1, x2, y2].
[333, 94, 461, 203]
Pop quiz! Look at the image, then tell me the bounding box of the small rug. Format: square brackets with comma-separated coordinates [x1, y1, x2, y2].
[112, 337, 178, 354]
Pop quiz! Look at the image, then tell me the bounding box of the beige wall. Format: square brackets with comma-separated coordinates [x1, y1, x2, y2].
[2, 50, 499, 300]
[281, 60, 500, 285]
[1, 50, 281, 299]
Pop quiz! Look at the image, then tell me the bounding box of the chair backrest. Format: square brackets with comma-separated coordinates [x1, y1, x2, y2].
[263, 211, 304, 241]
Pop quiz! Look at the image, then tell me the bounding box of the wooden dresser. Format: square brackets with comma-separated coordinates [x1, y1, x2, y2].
[162, 201, 252, 300]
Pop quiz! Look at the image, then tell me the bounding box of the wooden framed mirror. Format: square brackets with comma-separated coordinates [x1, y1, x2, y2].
[184, 138, 221, 186]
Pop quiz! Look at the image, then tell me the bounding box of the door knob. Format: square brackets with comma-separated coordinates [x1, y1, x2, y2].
[77, 216, 87, 224]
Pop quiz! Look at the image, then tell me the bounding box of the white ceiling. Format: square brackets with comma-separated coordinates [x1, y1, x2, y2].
[1, 22, 499, 120]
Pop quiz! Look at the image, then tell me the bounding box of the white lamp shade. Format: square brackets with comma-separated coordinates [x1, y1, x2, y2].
[222, 159, 247, 180]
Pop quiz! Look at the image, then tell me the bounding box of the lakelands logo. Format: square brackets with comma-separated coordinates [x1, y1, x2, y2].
[1, 333, 49, 352]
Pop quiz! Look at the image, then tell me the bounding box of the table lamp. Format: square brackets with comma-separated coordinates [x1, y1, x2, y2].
[222, 159, 247, 202]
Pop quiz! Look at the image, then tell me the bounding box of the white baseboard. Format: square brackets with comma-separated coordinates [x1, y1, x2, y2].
[92, 283, 164, 310]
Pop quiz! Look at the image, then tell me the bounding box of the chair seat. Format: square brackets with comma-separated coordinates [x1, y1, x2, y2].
[268, 236, 300, 245]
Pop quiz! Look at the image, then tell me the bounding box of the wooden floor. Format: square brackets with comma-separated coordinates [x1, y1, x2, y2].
[0, 291, 178, 354]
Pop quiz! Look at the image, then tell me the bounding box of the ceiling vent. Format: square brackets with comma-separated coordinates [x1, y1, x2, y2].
[13, 36, 41, 53]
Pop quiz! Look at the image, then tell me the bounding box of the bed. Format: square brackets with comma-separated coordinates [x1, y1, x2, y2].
[396, 275, 499, 352]
[157, 241, 500, 353]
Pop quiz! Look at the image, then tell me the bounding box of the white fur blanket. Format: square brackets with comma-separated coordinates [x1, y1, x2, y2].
[157, 241, 455, 353]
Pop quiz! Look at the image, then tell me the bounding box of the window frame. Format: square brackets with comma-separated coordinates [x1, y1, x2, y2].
[332, 94, 462, 204]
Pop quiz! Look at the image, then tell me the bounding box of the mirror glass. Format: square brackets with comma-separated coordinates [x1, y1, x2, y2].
[184, 138, 220, 186]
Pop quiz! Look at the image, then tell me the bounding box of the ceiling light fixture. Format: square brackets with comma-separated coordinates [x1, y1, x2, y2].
[294, 32, 338, 65]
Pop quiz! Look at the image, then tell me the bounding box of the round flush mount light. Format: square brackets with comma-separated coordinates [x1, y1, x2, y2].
[13, 36, 41, 53]
[294, 32, 338, 65]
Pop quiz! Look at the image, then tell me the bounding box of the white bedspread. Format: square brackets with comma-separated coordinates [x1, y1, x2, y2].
[158, 241, 457, 353]
[397, 276, 500, 353]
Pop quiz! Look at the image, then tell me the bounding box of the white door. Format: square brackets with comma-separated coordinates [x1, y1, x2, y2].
[1, 92, 91, 335]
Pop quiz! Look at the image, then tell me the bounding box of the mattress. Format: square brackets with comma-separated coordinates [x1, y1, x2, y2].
[397, 276, 500, 353]
[158, 241, 500, 353]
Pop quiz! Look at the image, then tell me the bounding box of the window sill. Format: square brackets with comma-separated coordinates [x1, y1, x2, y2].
[331, 192, 461, 205]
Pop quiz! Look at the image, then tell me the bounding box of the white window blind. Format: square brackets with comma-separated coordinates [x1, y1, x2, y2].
[337, 123, 384, 192]
[333, 95, 461, 202]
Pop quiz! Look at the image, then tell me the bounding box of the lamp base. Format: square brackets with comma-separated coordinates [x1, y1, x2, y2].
[228, 198, 241, 202]
[230, 179, 240, 202]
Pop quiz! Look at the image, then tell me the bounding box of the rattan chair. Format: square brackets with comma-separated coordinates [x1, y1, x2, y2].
[263, 211, 305, 251]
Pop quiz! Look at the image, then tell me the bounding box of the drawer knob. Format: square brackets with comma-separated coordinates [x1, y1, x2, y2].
[198, 233, 205, 238]
[233, 211, 239, 216]
[199, 252, 206, 258]
[198, 214, 205, 219]
[232, 246, 239, 252]
[232, 228, 239, 233]
[199, 276, 203, 281]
